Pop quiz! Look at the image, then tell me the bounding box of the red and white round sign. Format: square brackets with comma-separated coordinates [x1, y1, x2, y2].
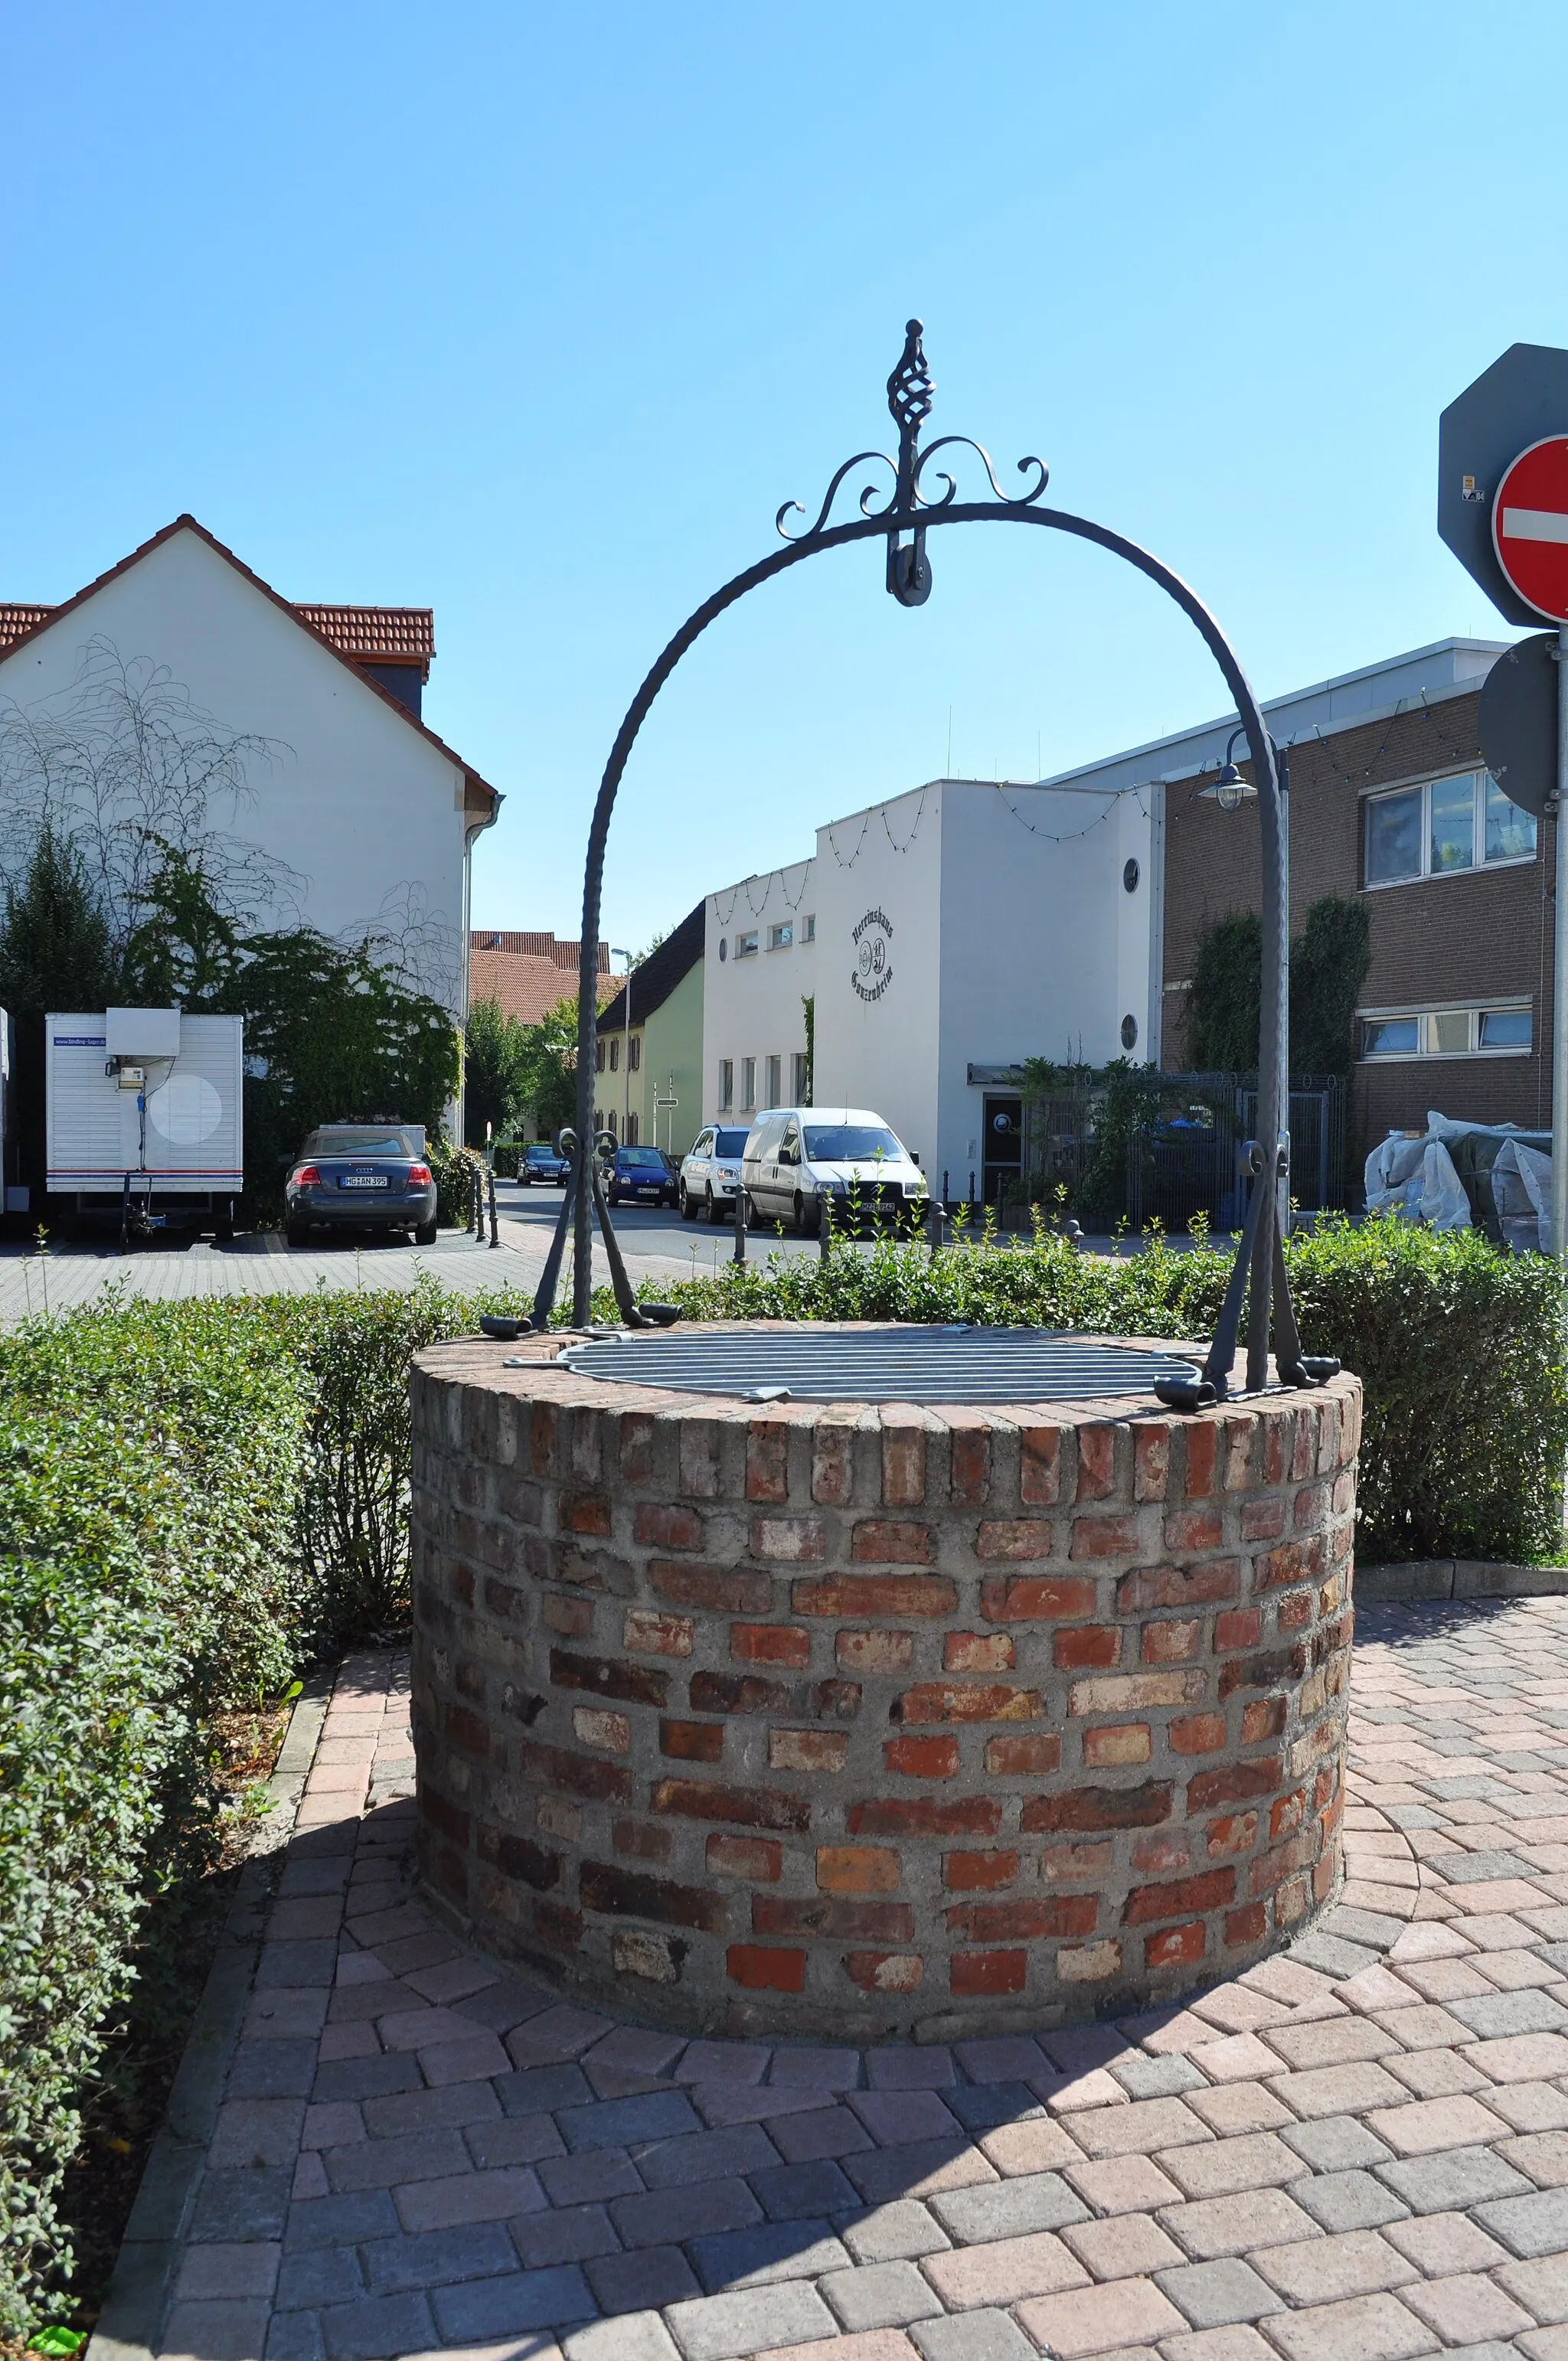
[1492, 436, 1568, 620]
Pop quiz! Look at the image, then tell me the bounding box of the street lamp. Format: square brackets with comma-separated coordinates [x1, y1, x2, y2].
[609, 948, 632, 1145]
[1212, 726, 1293, 1252]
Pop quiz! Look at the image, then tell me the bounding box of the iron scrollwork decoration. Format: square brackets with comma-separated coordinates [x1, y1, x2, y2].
[534, 319, 1337, 1409]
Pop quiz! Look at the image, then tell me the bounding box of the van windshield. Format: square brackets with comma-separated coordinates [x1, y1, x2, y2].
[714, 1128, 749, 1156]
[804, 1125, 903, 1161]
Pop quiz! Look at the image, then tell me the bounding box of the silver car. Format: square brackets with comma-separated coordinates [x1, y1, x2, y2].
[678, 1124, 750, 1221]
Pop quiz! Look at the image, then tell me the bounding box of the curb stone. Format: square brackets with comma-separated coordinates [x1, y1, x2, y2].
[1356, 1558, 1568, 1602]
[81, 1664, 334, 2361]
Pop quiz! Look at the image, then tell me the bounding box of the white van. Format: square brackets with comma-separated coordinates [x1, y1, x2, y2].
[741, 1105, 928, 1234]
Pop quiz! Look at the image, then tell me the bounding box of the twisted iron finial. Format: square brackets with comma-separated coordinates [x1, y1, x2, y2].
[887, 318, 935, 463]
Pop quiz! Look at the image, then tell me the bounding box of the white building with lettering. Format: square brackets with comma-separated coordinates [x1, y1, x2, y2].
[703, 776, 1153, 1204]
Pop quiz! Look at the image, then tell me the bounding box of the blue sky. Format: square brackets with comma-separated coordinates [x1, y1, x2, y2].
[4, 2, 1566, 949]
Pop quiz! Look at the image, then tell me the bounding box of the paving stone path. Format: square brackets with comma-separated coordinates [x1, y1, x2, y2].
[152, 1596, 1568, 2361]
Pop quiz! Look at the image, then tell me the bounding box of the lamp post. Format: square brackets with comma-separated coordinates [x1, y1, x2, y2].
[609, 947, 632, 1145]
[1214, 726, 1292, 1256]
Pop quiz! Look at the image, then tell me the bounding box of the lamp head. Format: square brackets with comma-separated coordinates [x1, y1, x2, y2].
[1214, 762, 1246, 813]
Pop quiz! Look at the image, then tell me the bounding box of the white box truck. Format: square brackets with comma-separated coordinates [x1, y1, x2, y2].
[46, 1007, 244, 1241]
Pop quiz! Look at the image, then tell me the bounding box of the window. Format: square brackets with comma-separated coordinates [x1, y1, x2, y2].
[765, 1053, 781, 1107]
[595, 1040, 606, 1073]
[736, 930, 759, 957]
[609, 1037, 619, 1071]
[1364, 771, 1536, 887]
[1360, 1002, 1533, 1059]
[769, 921, 792, 950]
[715, 1126, 749, 1156]
[625, 1113, 639, 1145]
[791, 1050, 809, 1101]
[629, 1035, 641, 1072]
[741, 1056, 756, 1109]
[802, 914, 815, 942]
[719, 1060, 733, 1110]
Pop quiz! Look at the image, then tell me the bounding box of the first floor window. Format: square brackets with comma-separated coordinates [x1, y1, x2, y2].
[1365, 770, 1537, 886]
[629, 1034, 641, 1071]
[741, 1056, 756, 1109]
[609, 1037, 619, 1071]
[801, 913, 816, 942]
[766, 1053, 781, 1107]
[792, 1050, 809, 1101]
[736, 930, 759, 957]
[626, 1112, 639, 1145]
[769, 921, 792, 950]
[595, 1040, 606, 1073]
[1361, 1002, 1533, 1058]
[719, 1059, 733, 1109]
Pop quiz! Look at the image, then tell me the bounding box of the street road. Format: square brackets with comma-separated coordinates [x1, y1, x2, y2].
[494, 1177, 835, 1272]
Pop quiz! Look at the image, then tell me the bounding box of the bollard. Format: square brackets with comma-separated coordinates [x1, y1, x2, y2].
[472, 1162, 484, 1237]
[733, 1180, 747, 1264]
[488, 1164, 500, 1248]
[818, 1188, 832, 1264]
[926, 1196, 946, 1259]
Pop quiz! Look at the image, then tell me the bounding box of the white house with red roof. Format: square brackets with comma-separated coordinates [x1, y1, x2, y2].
[0, 516, 501, 1018]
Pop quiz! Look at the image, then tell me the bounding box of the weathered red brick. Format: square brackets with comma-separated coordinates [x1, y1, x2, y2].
[618, 1412, 655, 1485]
[652, 1559, 773, 1614]
[445, 1703, 492, 1761]
[623, 1609, 695, 1657]
[1183, 1422, 1218, 1498]
[986, 1732, 1061, 1775]
[945, 1631, 1015, 1672]
[650, 1778, 812, 1831]
[1118, 1559, 1240, 1611]
[881, 1416, 926, 1507]
[753, 1515, 826, 1563]
[885, 1735, 960, 1778]
[753, 1896, 914, 1940]
[612, 1817, 674, 1861]
[732, 1623, 811, 1667]
[1018, 1424, 1061, 1504]
[1255, 1538, 1324, 1592]
[943, 1850, 1019, 1891]
[1241, 1696, 1287, 1742]
[1218, 1645, 1305, 1699]
[550, 1648, 668, 1707]
[746, 1419, 789, 1504]
[811, 1416, 858, 1506]
[1165, 1507, 1223, 1551]
[1133, 1422, 1170, 1502]
[573, 1706, 630, 1753]
[1269, 1787, 1307, 1839]
[1291, 1407, 1317, 1483]
[894, 1683, 1041, 1725]
[1055, 1625, 1121, 1669]
[1071, 1514, 1138, 1559]
[843, 1951, 923, 1991]
[982, 1576, 1096, 1621]
[1251, 1833, 1314, 1896]
[1216, 1608, 1262, 1650]
[1022, 1783, 1172, 1833]
[946, 1896, 1097, 1940]
[1186, 1755, 1282, 1811]
[794, 1574, 956, 1617]
[519, 1739, 634, 1804]
[977, 1520, 1055, 1561]
[560, 1490, 612, 1536]
[1241, 1497, 1285, 1541]
[1132, 1830, 1191, 1874]
[1145, 1922, 1206, 1969]
[635, 1502, 707, 1551]
[1123, 1866, 1235, 1924]
[849, 1794, 1001, 1836]
[1205, 1811, 1258, 1856]
[1226, 1901, 1269, 1945]
[1084, 1723, 1151, 1768]
[838, 1628, 914, 1672]
[660, 1719, 724, 1762]
[688, 1670, 789, 1716]
[951, 1949, 1027, 1995]
[1075, 1423, 1116, 1501]
[542, 1592, 595, 1638]
[532, 1896, 583, 1949]
[850, 1520, 933, 1565]
[817, 1844, 899, 1893]
[421, 1785, 468, 1848]
[1142, 1618, 1200, 1664]
[946, 1419, 991, 1506]
[1041, 1839, 1115, 1881]
[678, 1419, 722, 1500]
[580, 1860, 728, 1934]
[707, 1833, 782, 1880]
[530, 1400, 558, 1479]
[727, 1943, 805, 1991]
[770, 1728, 848, 1772]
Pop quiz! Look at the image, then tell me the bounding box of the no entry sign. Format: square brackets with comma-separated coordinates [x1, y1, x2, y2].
[1493, 437, 1568, 621]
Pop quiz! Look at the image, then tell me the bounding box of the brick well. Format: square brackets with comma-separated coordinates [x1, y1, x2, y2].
[409, 1325, 1359, 2039]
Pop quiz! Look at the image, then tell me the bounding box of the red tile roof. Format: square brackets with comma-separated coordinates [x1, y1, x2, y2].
[469, 948, 619, 1027]
[0, 518, 498, 817]
[469, 930, 610, 973]
[294, 605, 434, 668]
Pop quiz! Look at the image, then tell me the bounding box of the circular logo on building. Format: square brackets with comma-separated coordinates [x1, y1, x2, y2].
[851, 908, 893, 1003]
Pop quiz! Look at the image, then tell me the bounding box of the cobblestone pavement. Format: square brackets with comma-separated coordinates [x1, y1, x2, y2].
[155, 1598, 1568, 2361]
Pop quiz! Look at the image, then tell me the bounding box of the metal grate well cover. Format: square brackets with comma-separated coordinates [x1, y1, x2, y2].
[554, 1327, 1200, 1405]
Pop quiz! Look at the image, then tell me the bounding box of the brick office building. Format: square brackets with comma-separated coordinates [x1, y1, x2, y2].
[1042, 638, 1548, 1174]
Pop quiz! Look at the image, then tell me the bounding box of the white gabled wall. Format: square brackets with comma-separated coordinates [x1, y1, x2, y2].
[704, 862, 818, 1122]
[812, 785, 943, 1171]
[0, 527, 472, 1012]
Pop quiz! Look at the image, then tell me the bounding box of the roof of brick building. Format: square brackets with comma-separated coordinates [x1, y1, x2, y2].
[469, 948, 619, 1027]
[469, 931, 609, 972]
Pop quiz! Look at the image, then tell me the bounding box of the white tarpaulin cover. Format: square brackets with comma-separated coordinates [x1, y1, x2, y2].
[1493, 1138, 1554, 1256]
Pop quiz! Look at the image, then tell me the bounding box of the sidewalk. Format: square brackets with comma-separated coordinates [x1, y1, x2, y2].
[134, 1598, 1568, 2361]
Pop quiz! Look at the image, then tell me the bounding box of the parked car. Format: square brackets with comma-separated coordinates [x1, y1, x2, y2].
[740, 1106, 928, 1233]
[678, 1125, 751, 1220]
[604, 1144, 678, 1208]
[285, 1124, 437, 1245]
[520, 1140, 570, 1185]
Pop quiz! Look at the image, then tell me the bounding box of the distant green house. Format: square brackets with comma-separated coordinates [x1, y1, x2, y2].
[596, 901, 704, 1158]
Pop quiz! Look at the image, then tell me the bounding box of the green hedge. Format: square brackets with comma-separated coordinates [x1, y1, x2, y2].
[3, 1220, 1563, 2330]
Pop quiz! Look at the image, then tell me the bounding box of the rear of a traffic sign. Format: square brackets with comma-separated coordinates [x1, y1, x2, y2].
[1478, 631, 1557, 817]
[1493, 438, 1568, 621]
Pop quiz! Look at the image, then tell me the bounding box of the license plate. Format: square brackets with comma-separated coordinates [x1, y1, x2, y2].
[340, 1176, 390, 1190]
[638, 1187, 660, 1197]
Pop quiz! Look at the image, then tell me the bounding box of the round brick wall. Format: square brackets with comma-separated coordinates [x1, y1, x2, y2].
[409, 1325, 1359, 2040]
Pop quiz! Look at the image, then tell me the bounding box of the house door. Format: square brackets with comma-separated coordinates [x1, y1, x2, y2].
[982, 1095, 1023, 1207]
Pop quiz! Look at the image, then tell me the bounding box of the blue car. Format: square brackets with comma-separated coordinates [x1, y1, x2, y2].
[604, 1145, 678, 1208]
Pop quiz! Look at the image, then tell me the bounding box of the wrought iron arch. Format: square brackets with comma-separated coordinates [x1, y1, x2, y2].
[532, 322, 1334, 1406]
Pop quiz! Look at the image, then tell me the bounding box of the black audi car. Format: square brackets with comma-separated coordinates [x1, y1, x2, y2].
[285, 1125, 439, 1245]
